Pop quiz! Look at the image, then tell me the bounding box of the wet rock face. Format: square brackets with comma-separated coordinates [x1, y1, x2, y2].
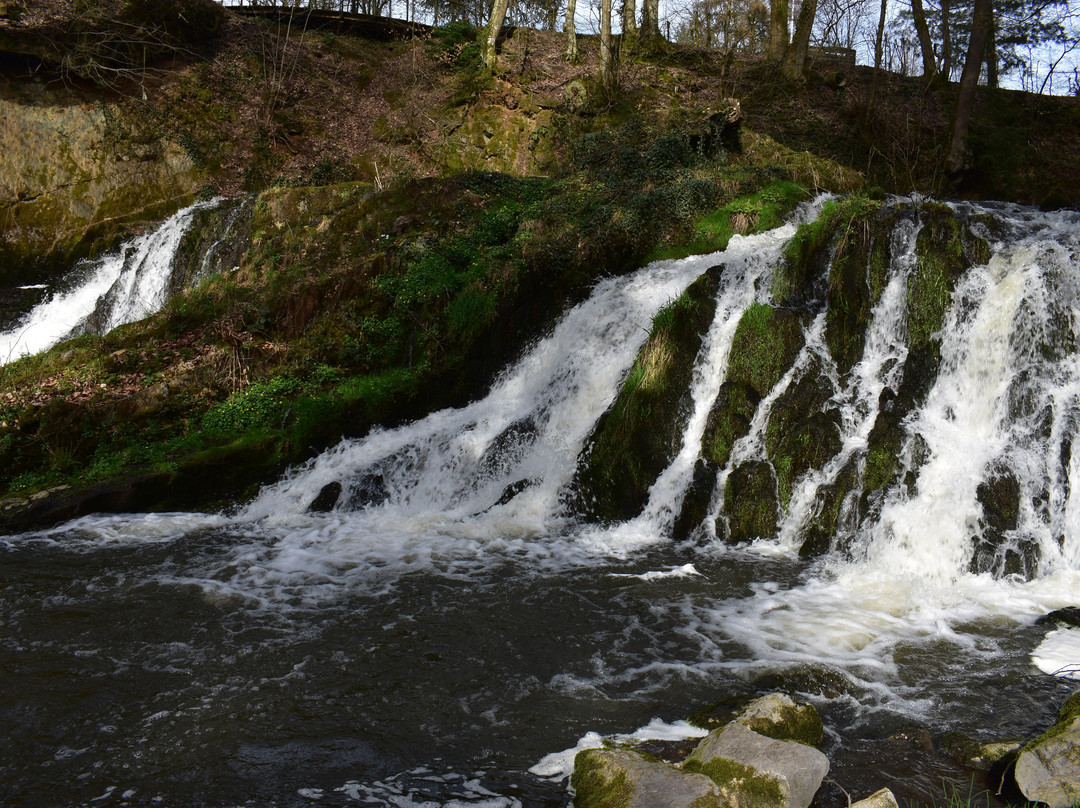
[0, 88, 203, 285]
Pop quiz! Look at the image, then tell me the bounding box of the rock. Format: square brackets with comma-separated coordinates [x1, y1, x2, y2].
[1015, 693, 1080, 808]
[683, 722, 829, 808]
[571, 748, 722, 808]
[941, 731, 1022, 771]
[307, 481, 342, 513]
[1037, 607, 1080, 628]
[734, 693, 825, 748]
[849, 788, 898, 808]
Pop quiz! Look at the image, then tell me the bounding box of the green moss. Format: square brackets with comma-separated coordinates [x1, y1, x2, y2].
[574, 271, 720, 521]
[740, 706, 825, 748]
[726, 304, 806, 398]
[571, 750, 635, 808]
[682, 757, 784, 808]
[1025, 692, 1080, 750]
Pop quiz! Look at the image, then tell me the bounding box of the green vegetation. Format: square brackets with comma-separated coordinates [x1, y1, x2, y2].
[571, 750, 635, 808]
[682, 757, 784, 808]
[573, 271, 720, 522]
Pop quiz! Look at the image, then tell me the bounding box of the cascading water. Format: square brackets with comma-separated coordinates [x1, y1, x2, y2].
[0, 198, 222, 363]
[3, 198, 1080, 808]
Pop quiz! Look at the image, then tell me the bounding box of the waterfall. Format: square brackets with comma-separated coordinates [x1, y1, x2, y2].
[9, 198, 1080, 806]
[0, 198, 222, 363]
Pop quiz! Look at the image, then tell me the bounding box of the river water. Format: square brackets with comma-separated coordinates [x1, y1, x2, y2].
[2, 200, 1079, 808]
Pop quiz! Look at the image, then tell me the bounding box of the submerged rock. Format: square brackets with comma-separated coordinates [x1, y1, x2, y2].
[683, 722, 829, 808]
[571, 748, 721, 808]
[1015, 693, 1080, 808]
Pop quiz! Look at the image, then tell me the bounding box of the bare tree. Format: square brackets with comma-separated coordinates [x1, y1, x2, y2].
[946, 0, 992, 173]
[600, 0, 615, 88]
[911, 0, 939, 77]
[785, 0, 817, 77]
[565, 0, 580, 60]
[483, 0, 510, 68]
[769, 0, 789, 59]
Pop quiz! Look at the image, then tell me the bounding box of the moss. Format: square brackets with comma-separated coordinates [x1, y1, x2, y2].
[702, 382, 760, 468]
[740, 706, 825, 749]
[571, 750, 635, 808]
[726, 304, 807, 399]
[722, 460, 778, 543]
[573, 269, 721, 522]
[682, 757, 784, 808]
[1024, 692, 1080, 751]
[800, 456, 858, 558]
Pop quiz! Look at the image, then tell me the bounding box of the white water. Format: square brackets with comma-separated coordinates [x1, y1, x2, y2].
[8, 200, 1080, 802]
[0, 199, 220, 362]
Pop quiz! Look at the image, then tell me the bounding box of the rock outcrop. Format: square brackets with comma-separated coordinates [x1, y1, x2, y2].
[683, 722, 829, 808]
[1014, 693, 1080, 808]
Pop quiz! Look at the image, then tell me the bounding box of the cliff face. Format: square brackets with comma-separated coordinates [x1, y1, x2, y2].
[0, 79, 204, 285]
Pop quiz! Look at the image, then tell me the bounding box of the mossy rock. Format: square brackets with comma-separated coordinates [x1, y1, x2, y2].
[574, 267, 722, 522]
[722, 460, 778, 543]
[672, 458, 720, 541]
[733, 693, 825, 748]
[824, 206, 901, 375]
[763, 360, 842, 509]
[571, 748, 723, 808]
[726, 304, 809, 399]
[970, 468, 1039, 577]
[702, 381, 761, 468]
[799, 455, 859, 558]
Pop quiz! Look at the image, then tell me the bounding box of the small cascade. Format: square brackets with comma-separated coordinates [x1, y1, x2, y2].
[0, 198, 223, 362]
[242, 253, 719, 531]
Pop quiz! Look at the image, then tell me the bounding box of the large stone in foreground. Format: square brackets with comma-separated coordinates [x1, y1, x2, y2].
[1015, 694, 1080, 808]
[683, 722, 829, 808]
[571, 748, 722, 808]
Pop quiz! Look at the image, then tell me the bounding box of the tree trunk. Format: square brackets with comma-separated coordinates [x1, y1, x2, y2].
[484, 0, 510, 69]
[600, 0, 614, 90]
[564, 0, 579, 61]
[768, 0, 789, 61]
[985, 23, 998, 87]
[868, 0, 887, 108]
[783, 0, 817, 79]
[910, 0, 938, 78]
[946, 0, 992, 174]
[940, 0, 951, 78]
[622, 0, 637, 35]
[640, 0, 660, 43]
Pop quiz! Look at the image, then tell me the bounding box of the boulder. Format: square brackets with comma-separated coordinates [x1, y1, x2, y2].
[850, 788, 898, 808]
[683, 722, 829, 808]
[571, 748, 722, 808]
[1014, 693, 1080, 808]
[733, 693, 825, 748]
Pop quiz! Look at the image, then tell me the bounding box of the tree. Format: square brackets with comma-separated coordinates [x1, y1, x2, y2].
[946, 0, 992, 173]
[769, 0, 789, 59]
[911, 0, 940, 77]
[640, 0, 662, 44]
[623, 0, 638, 36]
[565, 0, 579, 60]
[483, 0, 510, 68]
[784, 0, 818, 77]
[600, 0, 615, 88]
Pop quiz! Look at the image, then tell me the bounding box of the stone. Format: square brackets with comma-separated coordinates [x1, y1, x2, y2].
[1015, 694, 1080, 808]
[849, 788, 898, 808]
[683, 722, 829, 808]
[571, 748, 722, 808]
[307, 481, 342, 513]
[734, 693, 825, 748]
